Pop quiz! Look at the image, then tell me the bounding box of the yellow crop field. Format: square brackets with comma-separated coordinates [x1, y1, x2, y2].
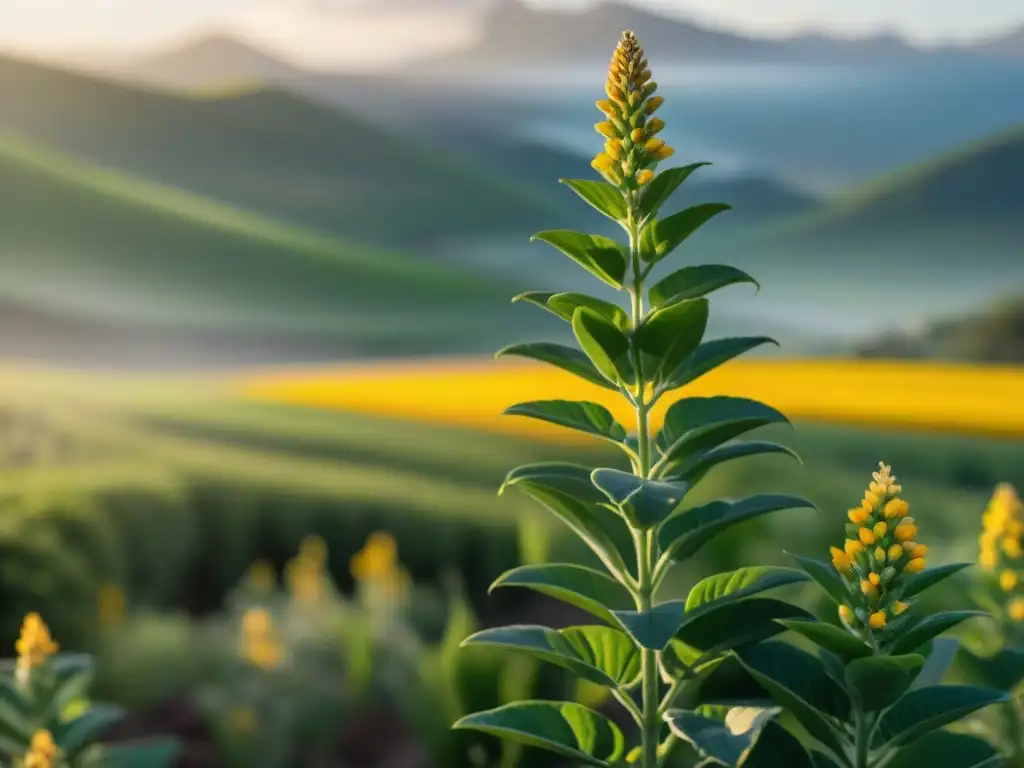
[236, 358, 1024, 442]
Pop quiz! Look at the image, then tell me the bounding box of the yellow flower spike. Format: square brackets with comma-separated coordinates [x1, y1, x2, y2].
[23, 729, 59, 768]
[831, 546, 852, 573]
[1003, 538, 1023, 559]
[635, 169, 654, 185]
[980, 547, 999, 570]
[905, 558, 926, 573]
[858, 527, 876, 546]
[848, 507, 870, 524]
[887, 544, 903, 561]
[869, 611, 887, 629]
[884, 498, 909, 519]
[892, 601, 910, 616]
[1000, 570, 1019, 591]
[15, 613, 59, 682]
[868, 572, 881, 587]
[873, 521, 888, 538]
[1009, 597, 1024, 621]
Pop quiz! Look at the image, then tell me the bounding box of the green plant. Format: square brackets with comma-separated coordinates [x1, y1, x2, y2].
[0, 612, 179, 768]
[712, 463, 1007, 767]
[451, 30, 817, 768]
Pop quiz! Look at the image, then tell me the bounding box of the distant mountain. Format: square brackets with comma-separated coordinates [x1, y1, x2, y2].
[118, 33, 306, 91]
[854, 295, 1024, 363]
[973, 26, 1024, 58]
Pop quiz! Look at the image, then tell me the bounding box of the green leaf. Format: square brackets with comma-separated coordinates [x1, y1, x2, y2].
[635, 299, 710, 384]
[638, 162, 709, 219]
[454, 701, 625, 766]
[887, 611, 989, 656]
[462, 625, 640, 688]
[490, 564, 633, 627]
[897, 564, 971, 601]
[504, 401, 628, 447]
[664, 337, 779, 391]
[844, 654, 923, 711]
[639, 203, 731, 263]
[882, 731, 1002, 768]
[665, 440, 800, 486]
[560, 179, 628, 223]
[572, 308, 633, 385]
[664, 706, 781, 767]
[659, 495, 816, 562]
[496, 342, 617, 390]
[910, 637, 959, 689]
[742, 720, 816, 768]
[787, 552, 852, 607]
[54, 704, 126, 760]
[512, 290, 559, 316]
[654, 397, 791, 478]
[649, 265, 760, 308]
[87, 738, 182, 768]
[548, 293, 630, 330]
[532, 230, 627, 289]
[590, 469, 688, 529]
[873, 685, 1009, 749]
[501, 464, 632, 579]
[776, 620, 872, 660]
[734, 643, 849, 757]
[612, 602, 687, 651]
[675, 598, 814, 658]
[685, 567, 809, 613]
[955, 645, 1024, 693]
[501, 462, 608, 504]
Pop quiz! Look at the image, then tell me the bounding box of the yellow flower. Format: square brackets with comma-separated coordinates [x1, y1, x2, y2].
[905, 558, 926, 573]
[831, 546, 852, 573]
[980, 547, 999, 569]
[240, 608, 284, 670]
[874, 547, 886, 562]
[838, 605, 855, 625]
[887, 544, 904, 561]
[873, 521, 888, 539]
[884, 498, 909, 519]
[635, 169, 654, 185]
[1009, 597, 1024, 621]
[15, 613, 58, 680]
[22, 730, 59, 768]
[858, 527, 875, 546]
[868, 572, 881, 586]
[848, 507, 870, 524]
[1004, 538, 1023, 559]
[845, 539, 864, 559]
[1000, 570, 1019, 591]
[894, 520, 918, 542]
[594, 121, 618, 138]
[869, 611, 887, 629]
[860, 580, 877, 597]
[351, 532, 399, 582]
[892, 601, 909, 615]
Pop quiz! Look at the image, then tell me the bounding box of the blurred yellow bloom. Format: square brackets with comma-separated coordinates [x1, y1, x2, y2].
[831, 546, 852, 573]
[351, 532, 398, 582]
[845, 539, 864, 559]
[892, 601, 909, 615]
[1010, 597, 1024, 621]
[635, 169, 654, 185]
[15, 613, 58, 683]
[22, 730, 58, 768]
[869, 611, 887, 629]
[849, 507, 870, 524]
[894, 521, 918, 542]
[240, 608, 284, 671]
[888, 545, 904, 561]
[858, 527, 875, 546]
[838, 605, 855, 625]
[1001, 570, 1019, 592]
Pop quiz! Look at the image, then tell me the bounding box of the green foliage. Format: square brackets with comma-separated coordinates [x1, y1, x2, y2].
[452, 30, 815, 768]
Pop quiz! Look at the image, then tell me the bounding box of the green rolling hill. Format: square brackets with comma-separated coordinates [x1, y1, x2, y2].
[0, 54, 566, 249]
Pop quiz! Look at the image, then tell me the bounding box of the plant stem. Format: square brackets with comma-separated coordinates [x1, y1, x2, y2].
[854, 709, 871, 768]
[628, 213, 660, 768]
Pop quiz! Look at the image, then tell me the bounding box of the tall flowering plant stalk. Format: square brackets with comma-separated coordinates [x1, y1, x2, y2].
[724, 464, 1007, 768]
[453, 31, 818, 768]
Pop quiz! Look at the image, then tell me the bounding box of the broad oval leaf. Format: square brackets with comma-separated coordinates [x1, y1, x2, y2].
[664, 706, 781, 767]
[844, 654, 924, 711]
[887, 611, 989, 656]
[572, 307, 633, 386]
[462, 625, 641, 688]
[548, 292, 630, 330]
[665, 440, 800, 487]
[659, 495, 817, 563]
[897, 563, 971, 601]
[501, 463, 608, 504]
[638, 162, 710, 219]
[776, 620, 872, 660]
[639, 203, 732, 263]
[873, 685, 1008, 749]
[742, 720, 816, 768]
[560, 179, 628, 224]
[490, 564, 633, 627]
[500, 465, 632, 579]
[786, 552, 851, 607]
[883, 730, 1002, 768]
[635, 299, 710, 385]
[612, 602, 687, 651]
[685, 567, 809, 612]
[496, 342, 617, 391]
[512, 290, 560, 317]
[591, 469, 689, 529]
[675, 598, 814, 659]
[454, 701, 625, 766]
[664, 337, 779, 392]
[654, 397, 791, 478]
[504, 401, 629, 447]
[649, 265, 760, 309]
[734, 642, 850, 756]
[532, 230, 627, 289]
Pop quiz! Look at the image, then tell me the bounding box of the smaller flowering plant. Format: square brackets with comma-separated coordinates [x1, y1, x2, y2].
[722, 463, 1007, 768]
[0, 613, 179, 768]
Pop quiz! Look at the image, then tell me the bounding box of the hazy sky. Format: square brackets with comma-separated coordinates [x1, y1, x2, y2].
[3, 0, 1021, 66]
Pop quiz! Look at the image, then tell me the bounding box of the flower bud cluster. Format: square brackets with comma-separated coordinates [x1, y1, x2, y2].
[830, 463, 925, 637]
[591, 30, 674, 190]
[978, 484, 1024, 620]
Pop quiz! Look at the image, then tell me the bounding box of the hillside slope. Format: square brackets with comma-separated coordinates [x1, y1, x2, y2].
[0, 55, 565, 249]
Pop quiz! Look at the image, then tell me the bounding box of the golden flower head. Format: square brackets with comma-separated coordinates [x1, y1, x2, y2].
[240, 608, 284, 671]
[22, 730, 59, 768]
[591, 31, 675, 190]
[15, 613, 59, 676]
[1009, 596, 1024, 622]
[830, 463, 926, 640]
[351, 532, 398, 583]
